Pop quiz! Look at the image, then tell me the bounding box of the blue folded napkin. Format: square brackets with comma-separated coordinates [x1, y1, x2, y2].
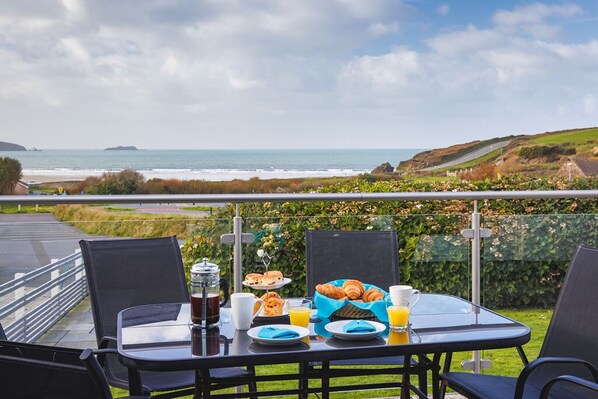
[343, 320, 376, 333]
[258, 326, 300, 339]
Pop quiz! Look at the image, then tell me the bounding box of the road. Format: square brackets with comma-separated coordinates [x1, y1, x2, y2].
[421, 140, 511, 171]
[0, 214, 110, 284]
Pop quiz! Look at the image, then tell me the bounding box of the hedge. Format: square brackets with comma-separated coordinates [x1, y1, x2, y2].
[181, 176, 598, 308]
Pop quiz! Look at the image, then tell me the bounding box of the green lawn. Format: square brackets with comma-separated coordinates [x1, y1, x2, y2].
[530, 128, 598, 145]
[0, 204, 54, 214]
[112, 308, 550, 398]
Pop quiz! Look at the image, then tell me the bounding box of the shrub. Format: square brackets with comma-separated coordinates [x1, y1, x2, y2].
[181, 176, 598, 308]
[458, 163, 496, 181]
[85, 169, 145, 194]
[518, 145, 576, 160]
[0, 157, 22, 194]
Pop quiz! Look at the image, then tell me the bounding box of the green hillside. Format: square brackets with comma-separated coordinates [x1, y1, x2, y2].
[398, 127, 598, 178]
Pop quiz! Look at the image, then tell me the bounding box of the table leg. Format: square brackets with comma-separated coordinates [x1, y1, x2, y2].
[321, 361, 330, 399]
[401, 354, 411, 398]
[438, 352, 453, 399]
[298, 363, 309, 399]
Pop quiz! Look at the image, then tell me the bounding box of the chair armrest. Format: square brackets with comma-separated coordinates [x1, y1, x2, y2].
[95, 339, 146, 396]
[540, 375, 598, 399]
[98, 336, 117, 349]
[515, 357, 598, 399]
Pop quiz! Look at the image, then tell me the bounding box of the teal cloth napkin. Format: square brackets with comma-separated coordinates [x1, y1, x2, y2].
[343, 320, 376, 333]
[258, 326, 300, 339]
[314, 279, 390, 322]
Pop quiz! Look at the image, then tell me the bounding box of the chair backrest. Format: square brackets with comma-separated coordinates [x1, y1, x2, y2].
[0, 341, 111, 399]
[79, 236, 190, 344]
[305, 230, 399, 297]
[539, 245, 598, 378]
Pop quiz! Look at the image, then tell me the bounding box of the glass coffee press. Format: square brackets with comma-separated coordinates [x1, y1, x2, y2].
[190, 258, 229, 328]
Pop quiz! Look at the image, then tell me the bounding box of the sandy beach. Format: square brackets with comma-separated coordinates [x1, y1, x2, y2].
[23, 174, 88, 184]
[22, 169, 362, 184]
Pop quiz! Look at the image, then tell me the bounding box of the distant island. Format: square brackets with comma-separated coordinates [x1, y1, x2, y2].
[0, 141, 26, 151]
[105, 146, 138, 151]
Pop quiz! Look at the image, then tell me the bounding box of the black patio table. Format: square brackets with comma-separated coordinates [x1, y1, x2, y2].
[117, 294, 530, 399]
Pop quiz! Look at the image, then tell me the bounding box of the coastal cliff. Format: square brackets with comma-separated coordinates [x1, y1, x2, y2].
[0, 141, 26, 151]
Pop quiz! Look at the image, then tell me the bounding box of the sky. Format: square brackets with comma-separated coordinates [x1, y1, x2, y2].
[1, 1, 597, 150]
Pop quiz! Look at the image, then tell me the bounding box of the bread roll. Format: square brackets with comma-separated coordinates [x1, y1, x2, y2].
[245, 273, 263, 285]
[262, 270, 284, 285]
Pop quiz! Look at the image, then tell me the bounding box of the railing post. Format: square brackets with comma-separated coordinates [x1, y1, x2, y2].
[471, 202, 481, 373]
[51, 259, 60, 297]
[233, 204, 243, 294]
[14, 273, 25, 321]
[461, 200, 492, 373]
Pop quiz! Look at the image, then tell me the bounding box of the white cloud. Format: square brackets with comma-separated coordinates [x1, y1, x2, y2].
[492, 3, 581, 39]
[437, 4, 449, 17]
[60, 37, 90, 62]
[1, 1, 597, 149]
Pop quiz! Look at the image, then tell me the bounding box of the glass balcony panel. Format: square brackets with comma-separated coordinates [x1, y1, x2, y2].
[481, 213, 598, 308]
[242, 214, 471, 299]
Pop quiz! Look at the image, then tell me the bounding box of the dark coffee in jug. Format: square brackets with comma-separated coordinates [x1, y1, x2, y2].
[191, 293, 220, 325]
[191, 326, 220, 356]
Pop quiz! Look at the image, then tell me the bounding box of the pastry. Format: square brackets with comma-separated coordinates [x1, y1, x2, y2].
[262, 270, 284, 285]
[245, 273, 263, 285]
[261, 292, 285, 316]
[341, 279, 365, 300]
[362, 288, 384, 302]
[315, 283, 346, 300]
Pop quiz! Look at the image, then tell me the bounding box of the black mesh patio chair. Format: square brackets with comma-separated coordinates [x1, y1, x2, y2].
[0, 339, 145, 399]
[80, 236, 256, 398]
[441, 245, 598, 399]
[305, 230, 433, 399]
[540, 375, 598, 399]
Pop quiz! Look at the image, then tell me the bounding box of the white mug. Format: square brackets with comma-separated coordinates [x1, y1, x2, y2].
[389, 285, 421, 308]
[231, 293, 264, 330]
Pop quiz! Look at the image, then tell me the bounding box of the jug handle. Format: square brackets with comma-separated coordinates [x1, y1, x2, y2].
[219, 278, 229, 307]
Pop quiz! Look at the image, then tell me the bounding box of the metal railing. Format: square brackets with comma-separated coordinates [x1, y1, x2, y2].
[0, 251, 86, 342]
[1, 190, 598, 369]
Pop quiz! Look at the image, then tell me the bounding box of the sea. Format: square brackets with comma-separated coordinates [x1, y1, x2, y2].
[1, 149, 424, 182]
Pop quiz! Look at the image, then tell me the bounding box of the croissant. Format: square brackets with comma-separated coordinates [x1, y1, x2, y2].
[342, 279, 365, 300]
[362, 288, 384, 302]
[315, 283, 346, 300]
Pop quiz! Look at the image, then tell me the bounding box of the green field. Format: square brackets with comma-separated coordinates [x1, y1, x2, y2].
[530, 128, 598, 145]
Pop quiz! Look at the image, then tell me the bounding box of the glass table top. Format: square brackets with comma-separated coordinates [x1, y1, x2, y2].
[118, 294, 529, 364]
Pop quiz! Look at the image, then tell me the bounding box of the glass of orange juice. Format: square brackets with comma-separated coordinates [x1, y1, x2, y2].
[386, 297, 410, 331]
[287, 299, 312, 328]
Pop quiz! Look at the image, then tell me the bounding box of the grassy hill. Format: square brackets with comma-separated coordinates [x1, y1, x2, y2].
[397, 127, 598, 178]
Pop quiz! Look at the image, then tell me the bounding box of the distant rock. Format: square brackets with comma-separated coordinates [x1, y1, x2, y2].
[371, 162, 394, 174]
[105, 146, 138, 151]
[0, 141, 26, 151]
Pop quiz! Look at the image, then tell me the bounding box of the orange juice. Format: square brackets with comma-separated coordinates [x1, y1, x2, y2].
[388, 330, 409, 345]
[288, 307, 311, 327]
[387, 305, 410, 331]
